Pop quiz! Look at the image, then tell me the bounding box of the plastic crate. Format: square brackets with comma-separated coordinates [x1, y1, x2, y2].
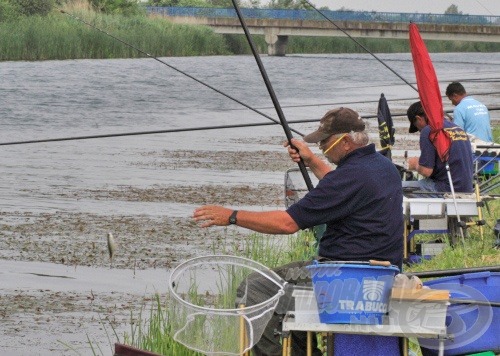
[419, 272, 500, 355]
[477, 156, 499, 175]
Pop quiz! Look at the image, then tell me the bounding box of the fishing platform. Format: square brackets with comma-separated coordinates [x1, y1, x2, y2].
[282, 286, 450, 356]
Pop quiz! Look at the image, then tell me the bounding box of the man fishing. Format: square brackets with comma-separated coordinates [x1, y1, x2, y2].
[404, 101, 474, 195]
[194, 107, 404, 356]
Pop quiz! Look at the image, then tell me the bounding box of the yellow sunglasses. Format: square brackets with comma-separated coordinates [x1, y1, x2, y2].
[322, 133, 347, 154]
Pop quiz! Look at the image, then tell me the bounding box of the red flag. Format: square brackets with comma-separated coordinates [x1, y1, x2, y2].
[409, 23, 451, 162]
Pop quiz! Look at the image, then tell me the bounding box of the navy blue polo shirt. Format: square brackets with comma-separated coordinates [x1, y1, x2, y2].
[419, 121, 473, 193]
[286, 144, 403, 269]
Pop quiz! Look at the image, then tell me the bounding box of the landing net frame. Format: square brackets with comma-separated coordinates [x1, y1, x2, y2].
[168, 255, 287, 355]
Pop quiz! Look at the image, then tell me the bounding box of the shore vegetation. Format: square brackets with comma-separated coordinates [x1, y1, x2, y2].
[1, 0, 499, 61]
[0, 0, 231, 60]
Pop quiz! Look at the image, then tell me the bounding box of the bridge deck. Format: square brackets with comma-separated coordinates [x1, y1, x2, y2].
[146, 7, 500, 55]
[147, 7, 500, 26]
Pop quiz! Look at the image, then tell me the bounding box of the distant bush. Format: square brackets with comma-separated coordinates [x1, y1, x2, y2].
[89, 0, 145, 15]
[14, 0, 54, 16]
[0, 0, 22, 21]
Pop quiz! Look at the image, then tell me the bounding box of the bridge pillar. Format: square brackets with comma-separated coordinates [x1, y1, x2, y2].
[264, 28, 289, 56]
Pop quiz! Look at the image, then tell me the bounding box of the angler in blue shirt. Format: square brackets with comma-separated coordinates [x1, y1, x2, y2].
[445, 82, 493, 142]
[194, 107, 404, 356]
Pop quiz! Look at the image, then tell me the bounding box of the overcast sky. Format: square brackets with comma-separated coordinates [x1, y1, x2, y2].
[311, 0, 500, 16]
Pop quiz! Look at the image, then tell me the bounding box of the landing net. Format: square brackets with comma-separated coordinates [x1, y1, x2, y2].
[168, 255, 286, 355]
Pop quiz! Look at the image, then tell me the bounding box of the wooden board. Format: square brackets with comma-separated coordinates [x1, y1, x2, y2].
[391, 288, 449, 301]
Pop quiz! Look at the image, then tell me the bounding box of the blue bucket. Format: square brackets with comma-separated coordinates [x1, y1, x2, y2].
[419, 272, 500, 356]
[306, 261, 399, 325]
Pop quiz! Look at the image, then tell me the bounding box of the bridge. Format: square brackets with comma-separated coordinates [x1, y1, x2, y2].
[147, 7, 500, 56]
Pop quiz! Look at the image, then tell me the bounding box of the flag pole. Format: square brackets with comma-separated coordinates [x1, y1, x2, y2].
[446, 163, 466, 245]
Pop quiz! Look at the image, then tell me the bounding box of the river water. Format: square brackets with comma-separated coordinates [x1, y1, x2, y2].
[0, 53, 499, 355]
[2, 53, 499, 215]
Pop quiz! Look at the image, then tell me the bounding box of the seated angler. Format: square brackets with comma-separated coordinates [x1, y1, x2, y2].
[403, 101, 474, 196]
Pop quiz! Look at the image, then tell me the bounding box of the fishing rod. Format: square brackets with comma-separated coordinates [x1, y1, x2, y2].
[462, 78, 500, 82]
[3, 107, 499, 146]
[407, 265, 500, 278]
[230, 0, 314, 191]
[224, 94, 500, 112]
[449, 298, 500, 308]
[15, 9, 496, 150]
[58, 9, 305, 137]
[0, 113, 395, 146]
[225, 96, 420, 111]
[474, 0, 494, 16]
[0, 121, 284, 146]
[294, 53, 500, 68]
[301, 2, 459, 123]
[386, 263, 500, 308]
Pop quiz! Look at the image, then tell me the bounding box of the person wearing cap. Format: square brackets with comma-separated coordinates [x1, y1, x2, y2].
[445, 82, 493, 142]
[194, 107, 404, 356]
[404, 101, 473, 194]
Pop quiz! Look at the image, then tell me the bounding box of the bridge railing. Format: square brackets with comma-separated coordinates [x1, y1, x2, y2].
[146, 6, 500, 25]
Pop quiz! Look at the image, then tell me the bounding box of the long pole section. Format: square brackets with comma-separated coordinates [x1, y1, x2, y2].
[231, 0, 314, 191]
[407, 265, 500, 278]
[0, 112, 405, 147]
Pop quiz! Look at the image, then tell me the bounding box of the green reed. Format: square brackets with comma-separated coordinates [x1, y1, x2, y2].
[286, 36, 500, 54]
[0, 11, 231, 61]
[493, 126, 500, 143]
[231, 230, 317, 268]
[124, 294, 203, 356]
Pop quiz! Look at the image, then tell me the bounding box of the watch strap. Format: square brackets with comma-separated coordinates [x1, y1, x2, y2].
[229, 210, 238, 225]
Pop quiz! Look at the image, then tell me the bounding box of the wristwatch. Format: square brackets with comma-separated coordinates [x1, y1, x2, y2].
[229, 210, 238, 225]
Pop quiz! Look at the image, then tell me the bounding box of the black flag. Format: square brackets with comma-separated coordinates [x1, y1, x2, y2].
[377, 93, 395, 160]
